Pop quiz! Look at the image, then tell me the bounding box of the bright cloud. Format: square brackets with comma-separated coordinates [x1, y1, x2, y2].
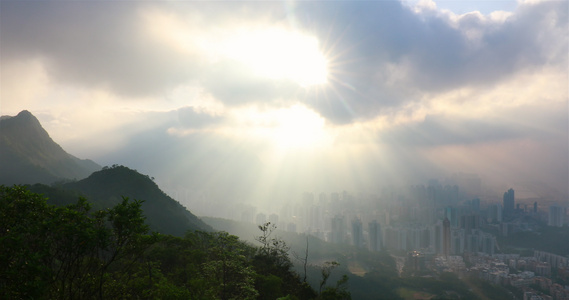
[1, 0, 567, 206]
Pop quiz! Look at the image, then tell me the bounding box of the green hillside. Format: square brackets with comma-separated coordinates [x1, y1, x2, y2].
[30, 165, 212, 235]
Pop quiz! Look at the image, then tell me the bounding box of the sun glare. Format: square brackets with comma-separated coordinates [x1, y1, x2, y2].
[236, 105, 332, 150]
[223, 28, 329, 87]
[272, 105, 330, 149]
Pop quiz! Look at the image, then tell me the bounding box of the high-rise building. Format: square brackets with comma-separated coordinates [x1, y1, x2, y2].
[503, 188, 515, 216]
[451, 229, 464, 255]
[368, 220, 383, 252]
[482, 233, 495, 255]
[489, 204, 502, 223]
[330, 215, 346, 244]
[471, 198, 481, 212]
[431, 221, 442, 254]
[460, 214, 480, 234]
[548, 206, 564, 227]
[445, 206, 458, 228]
[443, 217, 451, 258]
[352, 218, 364, 248]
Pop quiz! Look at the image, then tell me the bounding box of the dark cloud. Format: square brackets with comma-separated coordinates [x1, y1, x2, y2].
[1, 2, 213, 97]
[297, 0, 567, 123]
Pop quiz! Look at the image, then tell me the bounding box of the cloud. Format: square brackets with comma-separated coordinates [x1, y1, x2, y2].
[296, 0, 567, 123]
[2, 1, 565, 124]
[1, 0, 567, 201]
[1, 2, 201, 97]
[175, 106, 224, 129]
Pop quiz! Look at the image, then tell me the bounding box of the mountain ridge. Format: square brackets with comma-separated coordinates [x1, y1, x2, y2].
[58, 165, 212, 235]
[0, 110, 100, 185]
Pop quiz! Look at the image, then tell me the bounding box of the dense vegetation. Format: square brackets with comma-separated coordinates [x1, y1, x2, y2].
[0, 185, 350, 299]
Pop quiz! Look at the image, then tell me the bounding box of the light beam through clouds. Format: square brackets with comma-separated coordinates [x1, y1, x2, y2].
[1, 0, 567, 215]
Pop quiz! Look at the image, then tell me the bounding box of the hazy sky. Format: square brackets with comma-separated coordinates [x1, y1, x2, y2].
[1, 0, 568, 209]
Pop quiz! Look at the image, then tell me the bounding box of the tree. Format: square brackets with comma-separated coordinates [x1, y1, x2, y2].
[199, 232, 258, 300]
[253, 222, 317, 300]
[0, 185, 54, 298]
[0, 186, 156, 299]
[317, 261, 351, 300]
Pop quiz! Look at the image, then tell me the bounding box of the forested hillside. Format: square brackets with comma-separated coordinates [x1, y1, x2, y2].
[0, 186, 351, 299]
[29, 165, 212, 236]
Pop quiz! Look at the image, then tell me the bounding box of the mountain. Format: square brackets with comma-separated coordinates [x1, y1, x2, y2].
[0, 110, 100, 185]
[31, 165, 212, 235]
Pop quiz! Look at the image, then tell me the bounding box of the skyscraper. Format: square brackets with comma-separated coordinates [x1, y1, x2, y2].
[330, 215, 346, 244]
[368, 220, 383, 252]
[351, 218, 364, 248]
[548, 206, 564, 227]
[443, 217, 451, 258]
[503, 188, 515, 216]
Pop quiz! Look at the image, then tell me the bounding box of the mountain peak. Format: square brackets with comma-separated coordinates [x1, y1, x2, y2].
[0, 110, 100, 185]
[17, 110, 33, 117]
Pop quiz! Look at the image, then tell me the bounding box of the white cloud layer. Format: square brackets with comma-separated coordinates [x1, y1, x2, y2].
[1, 0, 567, 207]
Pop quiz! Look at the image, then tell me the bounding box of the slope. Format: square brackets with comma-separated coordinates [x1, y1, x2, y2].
[0, 110, 100, 185]
[59, 165, 212, 235]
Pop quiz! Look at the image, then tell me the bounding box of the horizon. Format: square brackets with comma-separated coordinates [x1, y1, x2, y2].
[2, 0, 568, 215]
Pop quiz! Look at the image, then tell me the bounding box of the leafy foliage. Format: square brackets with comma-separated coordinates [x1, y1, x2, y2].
[0, 186, 328, 299]
[0, 186, 154, 299]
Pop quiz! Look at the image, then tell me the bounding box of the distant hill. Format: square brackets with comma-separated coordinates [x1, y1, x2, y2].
[0, 110, 100, 185]
[31, 165, 212, 235]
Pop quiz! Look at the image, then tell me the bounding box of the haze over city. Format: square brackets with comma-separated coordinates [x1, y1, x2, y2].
[2, 0, 567, 216]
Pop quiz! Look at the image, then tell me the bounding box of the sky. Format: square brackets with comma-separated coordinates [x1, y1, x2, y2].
[1, 0, 568, 215]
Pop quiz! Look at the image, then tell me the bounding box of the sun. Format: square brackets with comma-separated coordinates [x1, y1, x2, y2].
[224, 28, 329, 87]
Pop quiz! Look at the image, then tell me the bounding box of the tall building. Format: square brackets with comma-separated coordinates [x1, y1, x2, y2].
[443, 217, 451, 258]
[482, 233, 495, 255]
[548, 206, 564, 227]
[368, 220, 383, 252]
[445, 206, 458, 228]
[460, 214, 480, 234]
[489, 204, 502, 223]
[451, 229, 465, 255]
[503, 188, 515, 216]
[330, 215, 346, 244]
[431, 221, 443, 254]
[471, 198, 481, 212]
[352, 218, 364, 248]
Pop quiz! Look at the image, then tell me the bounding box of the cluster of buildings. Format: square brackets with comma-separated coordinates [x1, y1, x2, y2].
[241, 184, 566, 257]
[229, 181, 569, 299]
[466, 252, 569, 300]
